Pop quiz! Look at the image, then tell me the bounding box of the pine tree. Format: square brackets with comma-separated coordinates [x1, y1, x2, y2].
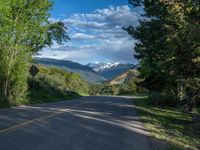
[126, 0, 200, 112]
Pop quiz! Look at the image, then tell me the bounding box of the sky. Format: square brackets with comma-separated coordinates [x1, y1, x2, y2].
[38, 0, 143, 64]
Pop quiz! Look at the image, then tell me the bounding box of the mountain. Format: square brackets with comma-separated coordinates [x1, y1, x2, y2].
[87, 62, 120, 72]
[108, 69, 139, 85]
[35, 58, 106, 83]
[87, 62, 135, 79]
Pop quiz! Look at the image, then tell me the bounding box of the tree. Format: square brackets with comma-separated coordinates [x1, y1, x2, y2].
[126, 0, 200, 112]
[0, 0, 69, 103]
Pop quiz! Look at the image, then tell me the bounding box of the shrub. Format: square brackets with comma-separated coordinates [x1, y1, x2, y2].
[149, 91, 178, 107]
[137, 86, 149, 94]
[128, 79, 137, 94]
[161, 91, 178, 107]
[118, 85, 131, 95]
[0, 95, 10, 108]
[149, 91, 161, 105]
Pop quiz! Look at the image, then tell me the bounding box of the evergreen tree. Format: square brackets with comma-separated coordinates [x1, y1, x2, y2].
[126, 0, 200, 112]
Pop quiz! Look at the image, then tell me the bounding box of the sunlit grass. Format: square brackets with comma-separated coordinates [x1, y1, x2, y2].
[134, 97, 200, 150]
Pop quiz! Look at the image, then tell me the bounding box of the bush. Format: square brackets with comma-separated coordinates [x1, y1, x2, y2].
[89, 84, 120, 96]
[149, 91, 178, 107]
[137, 86, 149, 94]
[118, 85, 131, 95]
[89, 84, 103, 95]
[149, 91, 161, 105]
[0, 95, 10, 108]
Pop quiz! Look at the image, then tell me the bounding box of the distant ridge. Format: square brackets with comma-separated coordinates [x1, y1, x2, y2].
[35, 58, 106, 83]
[87, 62, 135, 79]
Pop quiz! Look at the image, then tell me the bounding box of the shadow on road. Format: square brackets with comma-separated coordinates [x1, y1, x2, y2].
[0, 96, 163, 150]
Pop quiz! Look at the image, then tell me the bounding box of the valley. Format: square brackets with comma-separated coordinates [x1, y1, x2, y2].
[35, 58, 136, 82]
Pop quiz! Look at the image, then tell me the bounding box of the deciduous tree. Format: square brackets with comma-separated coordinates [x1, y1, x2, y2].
[0, 0, 69, 103]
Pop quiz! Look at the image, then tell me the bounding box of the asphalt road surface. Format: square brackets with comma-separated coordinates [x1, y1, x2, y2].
[0, 96, 155, 150]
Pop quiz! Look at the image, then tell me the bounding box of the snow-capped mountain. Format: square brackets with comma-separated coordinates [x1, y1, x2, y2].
[87, 62, 136, 79]
[87, 62, 121, 72]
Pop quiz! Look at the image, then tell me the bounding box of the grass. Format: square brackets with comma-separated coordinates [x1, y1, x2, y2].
[134, 96, 200, 150]
[16, 91, 81, 106]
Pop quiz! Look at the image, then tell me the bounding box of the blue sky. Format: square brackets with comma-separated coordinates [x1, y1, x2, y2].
[51, 0, 132, 18]
[38, 0, 143, 64]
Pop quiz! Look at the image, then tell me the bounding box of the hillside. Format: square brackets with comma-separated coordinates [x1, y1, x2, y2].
[35, 58, 106, 83]
[108, 69, 139, 85]
[5, 64, 89, 107]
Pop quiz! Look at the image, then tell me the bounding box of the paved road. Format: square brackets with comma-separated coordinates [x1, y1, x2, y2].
[0, 96, 154, 150]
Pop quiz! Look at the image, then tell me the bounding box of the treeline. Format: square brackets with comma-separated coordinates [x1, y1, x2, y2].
[89, 84, 136, 96]
[126, 0, 200, 112]
[0, 0, 69, 105]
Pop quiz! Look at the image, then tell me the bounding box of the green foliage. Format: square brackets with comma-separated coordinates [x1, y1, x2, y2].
[0, 0, 69, 103]
[16, 65, 88, 105]
[89, 84, 117, 95]
[149, 91, 178, 107]
[126, 0, 200, 111]
[89, 83, 137, 96]
[118, 84, 131, 95]
[98, 84, 115, 95]
[128, 78, 137, 94]
[36, 65, 89, 95]
[198, 107, 200, 113]
[89, 84, 102, 95]
[0, 95, 10, 108]
[179, 78, 200, 112]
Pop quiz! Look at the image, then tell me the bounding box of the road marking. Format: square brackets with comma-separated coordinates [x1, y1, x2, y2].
[0, 109, 70, 134]
[0, 102, 85, 135]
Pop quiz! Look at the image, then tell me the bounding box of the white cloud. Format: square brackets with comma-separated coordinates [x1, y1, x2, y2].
[71, 33, 96, 40]
[39, 5, 143, 64]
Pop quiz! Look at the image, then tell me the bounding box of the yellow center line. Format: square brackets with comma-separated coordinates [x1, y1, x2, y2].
[0, 103, 84, 134]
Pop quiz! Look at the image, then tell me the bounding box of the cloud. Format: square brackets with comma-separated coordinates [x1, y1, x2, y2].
[71, 33, 96, 40]
[39, 5, 143, 64]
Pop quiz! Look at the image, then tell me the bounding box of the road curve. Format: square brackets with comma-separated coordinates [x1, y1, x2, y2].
[0, 96, 154, 150]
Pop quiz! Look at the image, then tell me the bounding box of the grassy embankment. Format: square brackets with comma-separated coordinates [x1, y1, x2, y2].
[134, 96, 200, 150]
[0, 65, 89, 108]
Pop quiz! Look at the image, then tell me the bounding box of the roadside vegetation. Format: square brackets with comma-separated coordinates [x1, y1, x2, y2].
[134, 97, 200, 150]
[89, 69, 145, 96]
[0, 65, 89, 108]
[0, 0, 69, 107]
[126, 0, 200, 113]
[126, 1, 200, 150]
[22, 65, 89, 104]
[0, 2, 199, 150]
[89, 82, 137, 96]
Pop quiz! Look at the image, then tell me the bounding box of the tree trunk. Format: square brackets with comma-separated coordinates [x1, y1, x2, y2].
[3, 50, 16, 98]
[3, 80, 9, 97]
